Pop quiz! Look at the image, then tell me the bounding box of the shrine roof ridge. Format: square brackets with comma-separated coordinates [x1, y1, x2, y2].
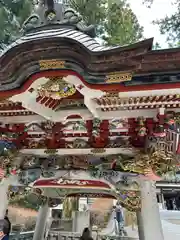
[0, 28, 153, 58]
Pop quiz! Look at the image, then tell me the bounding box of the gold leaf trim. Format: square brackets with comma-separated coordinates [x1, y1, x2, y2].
[91, 148, 106, 154]
[39, 60, 65, 70]
[105, 72, 132, 83]
[44, 149, 58, 154]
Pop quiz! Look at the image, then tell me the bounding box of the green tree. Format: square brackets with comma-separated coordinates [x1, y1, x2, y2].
[153, 42, 161, 50]
[143, 0, 180, 46]
[142, 0, 153, 8]
[71, 0, 143, 45]
[10, 195, 39, 211]
[0, 0, 143, 49]
[0, 0, 33, 49]
[103, 1, 143, 45]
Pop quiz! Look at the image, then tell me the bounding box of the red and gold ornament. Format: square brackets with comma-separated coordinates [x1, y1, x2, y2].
[136, 117, 147, 137]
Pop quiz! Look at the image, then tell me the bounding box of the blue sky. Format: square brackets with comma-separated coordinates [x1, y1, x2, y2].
[128, 0, 176, 48]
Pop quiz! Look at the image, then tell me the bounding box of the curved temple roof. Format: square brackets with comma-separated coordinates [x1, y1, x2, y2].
[1, 28, 117, 57]
[0, 0, 155, 92]
[1, 0, 180, 93]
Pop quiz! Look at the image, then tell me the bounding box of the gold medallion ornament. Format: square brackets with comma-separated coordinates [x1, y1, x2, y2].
[37, 77, 76, 100]
[105, 72, 132, 83]
[39, 60, 65, 70]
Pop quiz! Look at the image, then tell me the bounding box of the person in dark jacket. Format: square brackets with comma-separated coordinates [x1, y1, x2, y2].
[4, 210, 11, 236]
[0, 218, 10, 240]
[80, 228, 93, 240]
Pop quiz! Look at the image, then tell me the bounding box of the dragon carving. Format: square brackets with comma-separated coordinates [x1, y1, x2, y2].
[118, 150, 177, 177]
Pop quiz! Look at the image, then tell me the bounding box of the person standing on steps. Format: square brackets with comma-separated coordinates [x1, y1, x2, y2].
[115, 203, 128, 237]
[4, 210, 11, 237]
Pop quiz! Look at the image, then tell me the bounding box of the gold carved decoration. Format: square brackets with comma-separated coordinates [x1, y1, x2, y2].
[37, 77, 76, 99]
[104, 92, 119, 98]
[91, 148, 106, 154]
[39, 60, 65, 70]
[105, 72, 132, 83]
[44, 149, 58, 154]
[120, 150, 177, 177]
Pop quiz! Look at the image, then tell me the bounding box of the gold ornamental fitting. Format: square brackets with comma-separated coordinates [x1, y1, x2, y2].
[105, 72, 132, 83]
[44, 149, 58, 154]
[91, 148, 106, 154]
[39, 60, 65, 70]
[37, 77, 76, 99]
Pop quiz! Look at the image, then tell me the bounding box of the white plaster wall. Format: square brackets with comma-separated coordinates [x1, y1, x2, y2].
[72, 211, 90, 233]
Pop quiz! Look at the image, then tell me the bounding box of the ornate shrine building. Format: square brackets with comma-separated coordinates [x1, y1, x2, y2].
[0, 1, 180, 240]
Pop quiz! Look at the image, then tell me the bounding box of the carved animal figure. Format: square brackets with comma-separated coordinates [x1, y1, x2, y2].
[63, 121, 86, 131]
[71, 156, 88, 169]
[20, 157, 39, 171]
[22, 15, 40, 32]
[25, 123, 43, 132]
[22, 1, 96, 37]
[110, 119, 128, 129]
[65, 139, 88, 148]
[108, 137, 130, 148]
[28, 141, 39, 149]
[63, 8, 95, 37]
